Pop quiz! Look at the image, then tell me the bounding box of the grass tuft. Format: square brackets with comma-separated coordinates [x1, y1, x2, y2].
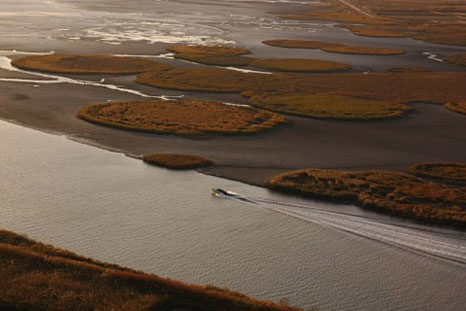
[143, 154, 213, 170]
[444, 53, 466, 66]
[444, 102, 466, 115]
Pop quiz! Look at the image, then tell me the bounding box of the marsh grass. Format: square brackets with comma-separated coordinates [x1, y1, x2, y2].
[174, 53, 254, 66]
[279, 0, 466, 46]
[12, 54, 171, 74]
[411, 163, 466, 183]
[262, 39, 405, 55]
[268, 168, 466, 227]
[0, 230, 304, 311]
[249, 94, 411, 119]
[136, 67, 262, 92]
[444, 102, 466, 115]
[167, 45, 250, 55]
[143, 154, 213, 169]
[136, 68, 466, 120]
[385, 66, 429, 73]
[250, 58, 351, 73]
[444, 53, 466, 66]
[78, 99, 286, 135]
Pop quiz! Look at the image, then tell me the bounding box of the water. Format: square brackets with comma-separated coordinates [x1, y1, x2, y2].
[1, 120, 465, 311]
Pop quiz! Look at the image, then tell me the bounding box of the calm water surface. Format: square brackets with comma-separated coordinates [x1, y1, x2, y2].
[1, 120, 465, 311]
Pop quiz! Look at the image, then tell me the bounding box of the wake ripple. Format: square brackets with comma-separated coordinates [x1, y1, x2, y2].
[234, 194, 466, 264]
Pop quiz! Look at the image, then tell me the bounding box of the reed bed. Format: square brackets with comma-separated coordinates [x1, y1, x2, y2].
[268, 167, 466, 227]
[143, 154, 213, 169]
[12, 54, 171, 74]
[0, 230, 304, 311]
[263, 39, 405, 55]
[78, 99, 286, 135]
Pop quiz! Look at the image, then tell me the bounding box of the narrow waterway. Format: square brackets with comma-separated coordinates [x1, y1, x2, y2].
[1, 120, 465, 311]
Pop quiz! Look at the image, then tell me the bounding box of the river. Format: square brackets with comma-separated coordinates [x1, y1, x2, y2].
[1, 120, 465, 311]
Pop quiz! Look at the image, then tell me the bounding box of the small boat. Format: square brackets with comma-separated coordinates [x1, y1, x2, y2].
[211, 188, 257, 204]
[212, 188, 234, 196]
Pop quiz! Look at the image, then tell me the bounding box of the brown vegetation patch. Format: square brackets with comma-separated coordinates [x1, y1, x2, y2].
[250, 58, 351, 73]
[136, 67, 264, 92]
[167, 45, 250, 55]
[0, 229, 303, 311]
[278, 0, 466, 46]
[386, 66, 429, 73]
[410, 163, 466, 183]
[136, 69, 466, 115]
[263, 39, 405, 55]
[174, 53, 254, 66]
[444, 102, 466, 115]
[143, 154, 213, 170]
[268, 168, 466, 227]
[444, 53, 466, 66]
[77, 99, 286, 135]
[12, 54, 171, 74]
[338, 25, 408, 38]
[249, 94, 411, 120]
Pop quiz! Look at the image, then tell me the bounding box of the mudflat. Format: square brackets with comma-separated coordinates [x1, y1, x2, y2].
[0, 80, 465, 185]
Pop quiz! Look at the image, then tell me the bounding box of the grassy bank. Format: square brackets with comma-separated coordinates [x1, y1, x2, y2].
[0, 229, 304, 311]
[12, 54, 171, 74]
[77, 99, 286, 135]
[268, 165, 466, 228]
[249, 58, 350, 73]
[143, 154, 213, 169]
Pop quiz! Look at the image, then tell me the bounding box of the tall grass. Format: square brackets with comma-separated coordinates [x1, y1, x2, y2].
[12, 54, 171, 74]
[0, 230, 305, 311]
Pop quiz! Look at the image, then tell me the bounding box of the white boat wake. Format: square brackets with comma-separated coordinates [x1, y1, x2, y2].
[223, 193, 466, 264]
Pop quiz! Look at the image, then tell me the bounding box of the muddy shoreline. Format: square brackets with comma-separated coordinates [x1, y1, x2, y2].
[0, 75, 465, 187]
